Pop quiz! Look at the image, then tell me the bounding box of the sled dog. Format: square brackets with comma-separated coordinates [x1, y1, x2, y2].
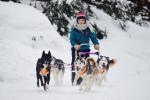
[96, 55, 117, 86]
[51, 56, 65, 86]
[36, 50, 51, 91]
[73, 57, 98, 91]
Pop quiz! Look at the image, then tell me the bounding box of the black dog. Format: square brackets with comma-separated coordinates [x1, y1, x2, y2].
[36, 50, 51, 91]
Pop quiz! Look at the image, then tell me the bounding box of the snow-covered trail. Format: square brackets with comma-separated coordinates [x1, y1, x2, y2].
[0, 1, 150, 100]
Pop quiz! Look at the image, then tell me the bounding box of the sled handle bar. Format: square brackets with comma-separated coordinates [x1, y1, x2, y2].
[79, 43, 100, 58]
[79, 51, 99, 56]
[80, 43, 95, 46]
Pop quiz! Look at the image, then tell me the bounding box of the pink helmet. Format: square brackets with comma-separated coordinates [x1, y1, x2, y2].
[76, 11, 86, 23]
[76, 11, 86, 18]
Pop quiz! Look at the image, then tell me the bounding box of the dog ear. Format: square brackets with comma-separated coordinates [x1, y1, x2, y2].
[106, 57, 109, 61]
[100, 55, 103, 59]
[42, 50, 45, 57]
[48, 50, 51, 56]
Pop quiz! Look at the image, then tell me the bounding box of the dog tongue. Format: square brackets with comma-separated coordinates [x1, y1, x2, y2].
[102, 64, 107, 69]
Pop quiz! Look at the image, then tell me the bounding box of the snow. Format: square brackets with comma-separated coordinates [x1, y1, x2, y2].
[0, 1, 150, 100]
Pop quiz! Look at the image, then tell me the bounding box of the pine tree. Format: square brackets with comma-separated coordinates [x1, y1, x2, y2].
[41, 0, 85, 36]
[37, 0, 149, 36]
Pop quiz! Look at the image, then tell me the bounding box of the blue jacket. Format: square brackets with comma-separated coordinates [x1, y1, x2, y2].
[70, 27, 99, 50]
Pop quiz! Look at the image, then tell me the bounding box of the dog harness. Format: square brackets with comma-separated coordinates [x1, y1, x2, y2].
[79, 67, 86, 76]
[41, 69, 47, 76]
[98, 69, 104, 74]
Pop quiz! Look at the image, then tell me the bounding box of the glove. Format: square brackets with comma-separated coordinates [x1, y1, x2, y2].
[94, 45, 99, 50]
[74, 44, 80, 50]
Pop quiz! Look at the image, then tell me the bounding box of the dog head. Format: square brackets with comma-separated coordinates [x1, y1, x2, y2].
[74, 57, 86, 70]
[51, 56, 65, 71]
[55, 59, 65, 70]
[97, 55, 116, 70]
[85, 57, 97, 74]
[41, 50, 51, 69]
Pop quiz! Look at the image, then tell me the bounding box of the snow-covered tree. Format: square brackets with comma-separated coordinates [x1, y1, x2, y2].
[32, 0, 149, 36]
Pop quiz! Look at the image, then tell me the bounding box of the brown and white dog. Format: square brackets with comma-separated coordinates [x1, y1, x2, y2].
[96, 55, 117, 86]
[73, 57, 98, 91]
[51, 56, 65, 86]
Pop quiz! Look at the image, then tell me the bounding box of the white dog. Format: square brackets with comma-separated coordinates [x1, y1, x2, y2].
[96, 56, 116, 86]
[74, 57, 86, 71]
[51, 56, 65, 86]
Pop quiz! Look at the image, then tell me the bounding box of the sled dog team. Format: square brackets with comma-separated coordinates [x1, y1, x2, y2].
[36, 10, 117, 91]
[36, 50, 116, 91]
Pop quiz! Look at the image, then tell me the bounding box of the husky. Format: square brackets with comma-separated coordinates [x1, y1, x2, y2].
[36, 50, 51, 91]
[96, 55, 117, 86]
[73, 57, 86, 85]
[73, 57, 98, 91]
[51, 56, 65, 86]
[74, 57, 86, 71]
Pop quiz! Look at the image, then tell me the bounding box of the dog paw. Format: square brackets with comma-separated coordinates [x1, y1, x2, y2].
[37, 83, 40, 87]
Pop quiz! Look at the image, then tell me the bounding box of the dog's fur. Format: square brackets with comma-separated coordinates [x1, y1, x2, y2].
[51, 56, 65, 86]
[74, 55, 117, 91]
[73, 57, 86, 85]
[96, 55, 117, 86]
[73, 57, 98, 91]
[74, 57, 86, 71]
[36, 50, 51, 91]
